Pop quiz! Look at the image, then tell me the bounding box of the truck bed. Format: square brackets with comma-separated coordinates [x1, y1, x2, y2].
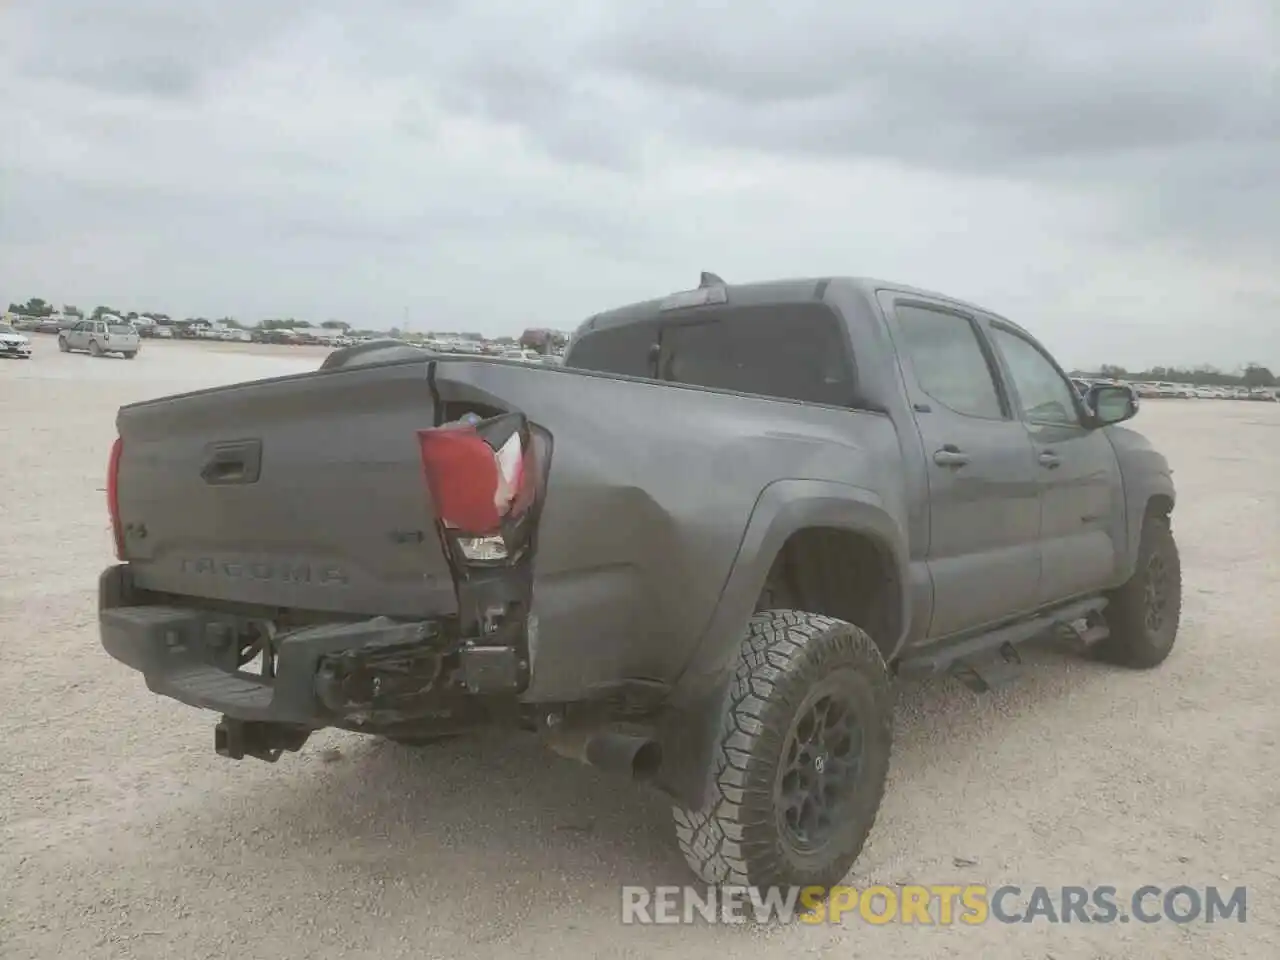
[115, 350, 903, 697]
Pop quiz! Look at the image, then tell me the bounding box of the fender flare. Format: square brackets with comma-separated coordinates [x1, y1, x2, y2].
[655, 479, 909, 809]
[1122, 477, 1176, 580]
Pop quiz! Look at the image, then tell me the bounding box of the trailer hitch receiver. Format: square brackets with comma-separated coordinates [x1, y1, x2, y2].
[214, 716, 312, 763]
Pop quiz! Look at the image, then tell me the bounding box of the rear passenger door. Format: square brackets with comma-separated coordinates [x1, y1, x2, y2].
[983, 321, 1124, 604]
[881, 296, 1043, 638]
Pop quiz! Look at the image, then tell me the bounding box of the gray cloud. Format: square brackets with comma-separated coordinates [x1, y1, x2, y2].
[5, 1, 317, 99]
[0, 0, 1276, 368]
[585, 1, 1279, 253]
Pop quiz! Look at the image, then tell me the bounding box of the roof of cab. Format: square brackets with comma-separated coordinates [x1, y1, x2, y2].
[573, 275, 1019, 339]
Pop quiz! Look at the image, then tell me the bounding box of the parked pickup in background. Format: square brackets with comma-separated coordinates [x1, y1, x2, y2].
[97, 273, 1180, 892]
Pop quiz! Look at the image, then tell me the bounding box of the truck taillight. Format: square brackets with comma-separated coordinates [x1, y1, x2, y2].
[107, 436, 125, 559]
[417, 414, 536, 542]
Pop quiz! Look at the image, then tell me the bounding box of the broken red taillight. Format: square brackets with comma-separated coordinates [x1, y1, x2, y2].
[416, 413, 537, 545]
[107, 436, 125, 559]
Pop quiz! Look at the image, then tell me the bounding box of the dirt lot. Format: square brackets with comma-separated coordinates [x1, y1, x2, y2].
[2, 336, 1276, 959]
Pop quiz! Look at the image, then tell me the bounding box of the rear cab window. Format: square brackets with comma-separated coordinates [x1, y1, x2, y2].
[566, 300, 856, 406]
[108, 324, 135, 336]
[564, 320, 659, 379]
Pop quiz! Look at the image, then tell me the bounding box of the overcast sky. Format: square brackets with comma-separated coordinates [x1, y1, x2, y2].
[1, 0, 1276, 370]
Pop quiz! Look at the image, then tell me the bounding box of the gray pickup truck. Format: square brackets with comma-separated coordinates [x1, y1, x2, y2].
[98, 274, 1179, 892]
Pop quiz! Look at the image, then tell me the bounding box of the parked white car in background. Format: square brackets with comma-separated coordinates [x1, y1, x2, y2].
[0, 322, 34, 359]
[500, 348, 551, 363]
[58, 317, 141, 358]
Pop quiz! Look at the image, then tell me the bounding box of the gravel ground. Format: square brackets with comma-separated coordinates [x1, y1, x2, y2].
[2, 336, 1277, 959]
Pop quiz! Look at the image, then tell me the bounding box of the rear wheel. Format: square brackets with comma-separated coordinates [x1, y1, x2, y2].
[124, 350, 138, 360]
[89, 340, 103, 357]
[671, 610, 892, 892]
[1095, 515, 1181, 668]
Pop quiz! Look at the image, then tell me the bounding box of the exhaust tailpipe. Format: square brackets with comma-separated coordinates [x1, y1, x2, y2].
[545, 726, 663, 781]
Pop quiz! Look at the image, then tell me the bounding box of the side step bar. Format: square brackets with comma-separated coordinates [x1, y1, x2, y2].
[897, 597, 1110, 693]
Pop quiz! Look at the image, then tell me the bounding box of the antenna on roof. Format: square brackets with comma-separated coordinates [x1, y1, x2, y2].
[699, 271, 726, 288]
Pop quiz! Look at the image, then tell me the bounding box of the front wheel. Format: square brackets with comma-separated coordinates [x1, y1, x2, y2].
[89, 340, 103, 357]
[671, 611, 893, 892]
[58, 337, 69, 353]
[1095, 515, 1181, 668]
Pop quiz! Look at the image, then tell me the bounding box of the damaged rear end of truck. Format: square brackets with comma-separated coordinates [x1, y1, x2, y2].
[100, 346, 559, 763]
[98, 277, 931, 892]
[99, 280, 906, 829]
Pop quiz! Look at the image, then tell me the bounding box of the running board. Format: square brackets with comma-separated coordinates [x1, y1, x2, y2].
[897, 597, 1109, 692]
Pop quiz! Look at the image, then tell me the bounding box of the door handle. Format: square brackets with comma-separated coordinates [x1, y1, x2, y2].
[201, 439, 263, 485]
[933, 445, 970, 468]
[1038, 451, 1061, 469]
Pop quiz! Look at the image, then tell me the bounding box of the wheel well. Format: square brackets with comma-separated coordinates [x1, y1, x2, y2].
[757, 527, 902, 662]
[1146, 494, 1174, 522]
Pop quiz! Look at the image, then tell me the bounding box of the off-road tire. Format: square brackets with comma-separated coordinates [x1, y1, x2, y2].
[671, 610, 893, 892]
[124, 350, 137, 360]
[89, 340, 103, 357]
[57, 336, 69, 353]
[1095, 515, 1181, 668]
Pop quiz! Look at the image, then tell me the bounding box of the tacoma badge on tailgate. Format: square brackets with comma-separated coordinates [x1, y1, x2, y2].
[178, 557, 350, 585]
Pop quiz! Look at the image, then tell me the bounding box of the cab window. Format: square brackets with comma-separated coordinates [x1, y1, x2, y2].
[894, 304, 1005, 419]
[988, 325, 1081, 426]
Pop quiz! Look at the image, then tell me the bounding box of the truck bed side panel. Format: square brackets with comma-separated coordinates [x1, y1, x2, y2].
[429, 360, 906, 699]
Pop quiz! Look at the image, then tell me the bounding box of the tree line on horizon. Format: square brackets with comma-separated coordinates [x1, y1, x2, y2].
[3, 296, 527, 345]
[8, 297, 1273, 385]
[4, 297, 396, 338]
[6, 297, 355, 332]
[1073, 362, 1276, 389]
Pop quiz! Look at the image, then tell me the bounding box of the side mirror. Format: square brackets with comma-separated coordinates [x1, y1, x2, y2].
[1087, 384, 1138, 426]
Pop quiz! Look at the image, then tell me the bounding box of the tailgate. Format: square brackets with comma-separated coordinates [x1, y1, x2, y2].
[115, 358, 457, 617]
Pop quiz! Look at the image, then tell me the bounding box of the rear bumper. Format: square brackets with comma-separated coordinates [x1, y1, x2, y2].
[98, 564, 529, 728]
